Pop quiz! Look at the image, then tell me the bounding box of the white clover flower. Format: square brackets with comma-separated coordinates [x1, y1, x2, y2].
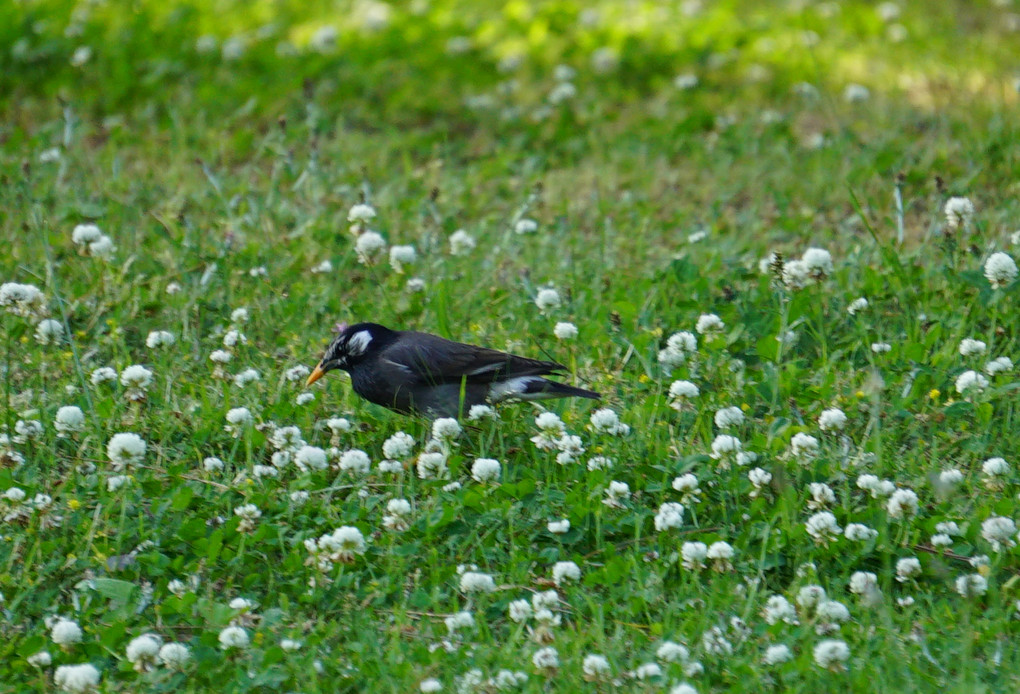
[984, 252, 1018, 288]
[416, 451, 448, 480]
[849, 572, 882, 605]
[844, 523, 878, 542]
[0, 282, 46, 318]
[90, 366, 118, 386]
[939, 469, 964, 487]
[981, 516, 1017, 551]
[218, 626, 249, 650]
[843, 84, 870, 102]
[589, 408, 629, 436]
[655, 641, 690, 663]
[763, 595, 799, 625]
[847, 297, 868, 315]
[813, 639, 850, 671]
[354, 231, 387, 265]
[28, 650, 52, 667]
[763, 644, 792, 665]
[896, 557, 922, 582]
[72, 223, 103, 245]
[3, 487, 26, 503]
[553, 321, 578, 340]
[120, 365, 153, 401]
[459, 571, 496, 593]
[223, 329, 247, 348]
[959, 338, 987, 357]
[514, 219, 538, 235]
[432, 417, 461, 441]
[145, 330, 175, 349]
[508, 599, 533, 622]
[554, 434, 585, 465]
[789, 432, 819, 461]
[710, 434, 742, 463]
[224, 407, 253, 436]
[233, 368, 261, 387]
[672, 473, 701, 503]
[805, 511, 841, 545]
[158, 642, 190, 669]
[807, 482, 836, 510]
[88, 235, 115, 260]
[582, 654, 612, 679]
[210, 350, 232, 365]
[713, 406, 744, 429]
[681, 541, 708, 570]
[818, 408, 847, 431]
[12, 419, 42, 444]
[53, 663, 101, 693]
[280, 638, 302, 652]
[35, 318, 64, 345]
[587, 455, 613, 471]
[871, 342, 893, 354]
[382, 498, 412, 532]
[551, 561, 581, 586]
[701, 626, 733, 655]
[388, 245, 417, 273]
[706, 541, 735, 571]
[310, 259, 333, 274]
[603, 481, 630, 508]
[886, 488, 919, 519]
[336, 449, 369, 475]
[668, 380, 699, 409]
[654, 502, 685, 532]
[293, 445, 329, 472]
[471, 458, 501, 483]
[228, 307, 248, 325]
[748, 467, 772, 493]
[326, 417, 352, 436]
[695, 313, 724, 335]
[107, 474, 130, 492]
[816, 600, 851, 631]
[382, 431, 415, 459]
[284, 365, 311, 382]
[534, 288, 561, 313]
[444, 610, 474, 633]
[548, 81, 577, 104]
[106, 433, 146, 470]
[295, 392, 314, 406]
[449, 229, 476, 255]
[467, 404, 496, 421]
[931, 533, 953, 548]
[802, 247, 833, 279]
[348, 203, 377, 224]
[955, 574, 988, 598]
[532, 646, 559, 670]
[944, 196, 975, 229]
[955, 370, 989, 396]
[125, 634, 161, 671]
[986, 356, 1013, 375]
[548, 519, 570, 534]
[634, 662, 662, 680]
[51, 618, 83, 645]
[856, 474, 896, 498]
[782, 260, 810, 290]
[670, 685, 698, 694]
[797, 585, 827, 612]
[54, 406, 85, 437]
[406, 277, 426, 293]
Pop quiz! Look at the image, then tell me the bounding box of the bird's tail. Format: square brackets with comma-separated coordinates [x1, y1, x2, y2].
[533, 380, 601, 400]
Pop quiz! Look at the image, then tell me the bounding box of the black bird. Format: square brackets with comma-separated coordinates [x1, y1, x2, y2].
[305, 322, 600, 418]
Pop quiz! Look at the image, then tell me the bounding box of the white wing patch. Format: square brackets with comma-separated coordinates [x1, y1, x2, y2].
[488, 376, 556, 402]
[347, 330, 373, 356]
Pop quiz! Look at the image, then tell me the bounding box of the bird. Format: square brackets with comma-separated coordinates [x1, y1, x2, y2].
[305, 322, 600, 418]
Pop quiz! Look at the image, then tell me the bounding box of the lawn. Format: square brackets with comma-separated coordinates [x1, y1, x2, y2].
[1, 0, 1019, 691]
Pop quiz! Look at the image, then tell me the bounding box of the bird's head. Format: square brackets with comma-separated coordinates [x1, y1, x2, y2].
[306, 322, 393, 386]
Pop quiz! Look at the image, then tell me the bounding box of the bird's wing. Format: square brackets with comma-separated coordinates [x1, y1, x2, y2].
[381, 332, 566, 386]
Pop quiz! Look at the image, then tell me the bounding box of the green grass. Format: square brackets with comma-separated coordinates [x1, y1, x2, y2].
[2, 0, 1020, 692]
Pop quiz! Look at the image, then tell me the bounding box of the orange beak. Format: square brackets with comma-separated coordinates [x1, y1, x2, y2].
[305, 363, 327, 387]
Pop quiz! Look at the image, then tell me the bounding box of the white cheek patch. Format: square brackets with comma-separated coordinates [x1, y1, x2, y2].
[347, 330, 373, 356]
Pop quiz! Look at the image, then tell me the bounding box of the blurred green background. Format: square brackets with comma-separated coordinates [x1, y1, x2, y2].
[3, 0, 1017, 123]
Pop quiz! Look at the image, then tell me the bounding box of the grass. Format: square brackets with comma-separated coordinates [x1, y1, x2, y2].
[2, 0, 1019, 692]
